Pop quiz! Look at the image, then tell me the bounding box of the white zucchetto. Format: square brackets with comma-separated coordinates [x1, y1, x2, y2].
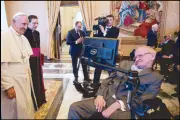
[13, 12, 27, 18]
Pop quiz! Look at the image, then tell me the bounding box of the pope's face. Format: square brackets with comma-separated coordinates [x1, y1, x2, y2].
[13, 15, 29, 35]
[29, 18, 39, 31]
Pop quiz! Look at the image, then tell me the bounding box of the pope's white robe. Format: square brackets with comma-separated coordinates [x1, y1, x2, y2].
[1, 26, 37, 119]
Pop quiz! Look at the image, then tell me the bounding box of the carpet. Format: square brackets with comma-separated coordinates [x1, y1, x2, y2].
[34, 79, 62, 119]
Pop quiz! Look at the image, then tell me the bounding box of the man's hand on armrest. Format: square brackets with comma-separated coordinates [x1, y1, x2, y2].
[102, 101, 121, 118]
[94, 95, 106, 112]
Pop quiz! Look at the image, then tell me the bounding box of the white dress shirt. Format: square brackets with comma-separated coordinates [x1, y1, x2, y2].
[103, 26, 112, 36]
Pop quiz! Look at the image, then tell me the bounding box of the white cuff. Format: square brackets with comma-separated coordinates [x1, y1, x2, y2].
[169, 54, 173, 58]
[117, 100, 126, 111]
[103, 32, 107, 36]
[112, 94, 126, 111]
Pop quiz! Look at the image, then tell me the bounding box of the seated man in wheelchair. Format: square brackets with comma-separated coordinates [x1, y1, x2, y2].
[68, 46, 163, 119]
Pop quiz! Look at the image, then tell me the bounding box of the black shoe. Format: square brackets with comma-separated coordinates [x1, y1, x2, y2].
[74, 77, 78, 82]
[91, 83, 101, 89]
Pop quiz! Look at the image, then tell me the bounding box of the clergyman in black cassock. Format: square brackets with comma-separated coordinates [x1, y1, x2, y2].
[24, 15, 46, 109]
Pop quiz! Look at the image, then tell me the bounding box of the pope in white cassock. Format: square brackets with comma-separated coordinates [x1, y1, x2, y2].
[1, 12, 37, 119]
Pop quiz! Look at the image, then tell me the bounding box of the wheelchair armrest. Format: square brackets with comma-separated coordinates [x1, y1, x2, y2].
[143, 97, 162, 110]
[132, 97, 162, 117]
[132, 104, 151, 117]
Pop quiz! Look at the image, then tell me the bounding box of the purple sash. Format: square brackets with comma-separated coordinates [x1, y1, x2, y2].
[31, 48, 46, 93]
[31, 48, 40, 57]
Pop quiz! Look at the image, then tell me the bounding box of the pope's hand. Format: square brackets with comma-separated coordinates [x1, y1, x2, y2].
[5, 87, 16, 99]
[94, 95, 106, 112]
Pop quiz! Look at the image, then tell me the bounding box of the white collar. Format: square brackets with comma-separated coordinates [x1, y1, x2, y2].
[10, 26, 21, 36]
[152, 29, 154, 32]
[163, 39, 170, 44]
[106, 26, 112, 29]
[28, 27, 35, 32]
[75, 28, 80, 33]
[152, 29, 157, 33]
[131, 64, 143, 72]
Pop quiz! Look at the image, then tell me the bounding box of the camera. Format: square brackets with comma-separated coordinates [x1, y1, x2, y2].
[93, 17, 109, 30]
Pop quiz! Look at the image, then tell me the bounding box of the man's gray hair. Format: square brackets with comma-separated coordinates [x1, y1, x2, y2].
[135, 46, 156, 57]
[152, 24, 158, 30]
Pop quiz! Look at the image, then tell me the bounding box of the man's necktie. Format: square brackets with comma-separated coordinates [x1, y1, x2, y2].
[76, 31, 80, 38]
[106, 28, 110, 32]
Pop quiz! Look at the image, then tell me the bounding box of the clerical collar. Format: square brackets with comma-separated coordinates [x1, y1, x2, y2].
[28, 27, 35, 32]
[10, 26, 21, 36]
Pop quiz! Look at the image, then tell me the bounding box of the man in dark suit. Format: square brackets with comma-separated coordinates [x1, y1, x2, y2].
[66, 21, 89, 82]
[173, 32, 180, 69]
[147, 24, 159, 48]
[68, 46, 163, 119]
[172, 33, 180, 98]
[93, 15, 120, 84]
[158, 34, 175, 79]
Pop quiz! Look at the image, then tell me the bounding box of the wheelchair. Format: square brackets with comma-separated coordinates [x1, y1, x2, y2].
[88, 97, 172, 119]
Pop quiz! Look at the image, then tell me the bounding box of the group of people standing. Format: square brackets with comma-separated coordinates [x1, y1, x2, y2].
[66, 15, 119, 84]
[66, 12, 179, 119]
[1, 12, 46, 119]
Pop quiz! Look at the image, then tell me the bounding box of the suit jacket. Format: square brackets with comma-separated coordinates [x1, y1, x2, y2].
[173, 38, 180, 64]
[147, 29, 157, 47]
[94, 26, 120, 38]
[158, 40, 175, 56]
[66, 28, 85, 56]
[96, 60, 163, 113]
[24, 27, 40, 48]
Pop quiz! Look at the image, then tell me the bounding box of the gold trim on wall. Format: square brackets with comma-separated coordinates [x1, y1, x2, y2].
[121, 39, 147, 45]
[159, 1, 168, 41]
